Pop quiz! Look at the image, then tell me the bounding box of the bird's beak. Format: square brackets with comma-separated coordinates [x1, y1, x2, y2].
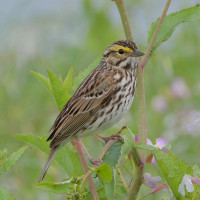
[131, 49, 145, 57]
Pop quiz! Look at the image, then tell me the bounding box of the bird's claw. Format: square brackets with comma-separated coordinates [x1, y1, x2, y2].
[89, 158, 102, 166]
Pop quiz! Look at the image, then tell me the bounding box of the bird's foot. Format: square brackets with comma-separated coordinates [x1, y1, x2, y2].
[96, 126, 126, 143]
[96, 134, 123, 143]
[89, 158, 102, 166]
[107, 134, 123, 142]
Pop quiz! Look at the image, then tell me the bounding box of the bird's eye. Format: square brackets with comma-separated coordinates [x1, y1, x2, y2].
[118, 49, 124, 54]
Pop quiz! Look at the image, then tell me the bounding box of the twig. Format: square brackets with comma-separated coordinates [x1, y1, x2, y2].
[78, 139, 93, 161]
[113, 0, 133, 41]
[140, 0, 171, 68]
[80, 139, 119, 190]
[118, 168, 129, 192]
[80, 126, 127, 189]
[136, 66, 146, 164]
[71, 140, 99, 200]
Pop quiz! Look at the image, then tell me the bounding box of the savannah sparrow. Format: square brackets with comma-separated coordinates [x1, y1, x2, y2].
[39, 40, 144, 182]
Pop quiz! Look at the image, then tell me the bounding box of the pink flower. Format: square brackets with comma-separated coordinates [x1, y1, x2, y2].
[120, 158, 124, 165]
[143, 173, 162, 188]
[135, 135, 168, 164]
[171, 78, 190, 99]
[146, 138, 168, 164]
[135, 134, 139, 143]
[151, 95, 168, 113]
[143, 173, 174, 199]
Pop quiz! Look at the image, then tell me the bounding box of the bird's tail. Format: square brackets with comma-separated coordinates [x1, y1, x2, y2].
[38, 146, 59, 183]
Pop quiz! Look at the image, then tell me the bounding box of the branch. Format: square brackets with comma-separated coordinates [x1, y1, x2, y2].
[79, 138, 119, 190]
[140, 0, 171, 69]
[113, 0, 133, 41]
[118, 168, 129, 192]
[71, 140, 99, 200]
[129, 0, 172, 198]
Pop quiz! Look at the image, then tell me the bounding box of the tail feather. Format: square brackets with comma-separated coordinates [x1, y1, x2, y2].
[38, 147, 59, 183]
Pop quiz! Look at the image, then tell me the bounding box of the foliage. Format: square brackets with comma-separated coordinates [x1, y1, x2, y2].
[0, 187, 15, 200]
[148, 5, 200, 53]
[14, 134, 83, 176]
[0, 146, 28, 176]
[0, 147, 28, 200]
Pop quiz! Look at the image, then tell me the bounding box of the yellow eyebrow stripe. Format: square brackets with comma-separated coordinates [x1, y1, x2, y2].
[110, 45, 133, 53]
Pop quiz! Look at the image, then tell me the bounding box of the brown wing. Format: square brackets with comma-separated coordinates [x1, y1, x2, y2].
[47, 71, 116, 148]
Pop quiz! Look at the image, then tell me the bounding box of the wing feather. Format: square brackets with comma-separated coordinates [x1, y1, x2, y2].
[47, 73, 116, 147]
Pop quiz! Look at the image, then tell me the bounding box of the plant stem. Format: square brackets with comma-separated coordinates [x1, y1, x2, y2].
[118, 169, 129, 192]
[80, 138, 120, 190]
[114, 0, 133, 41]
[140, 0, 171, 68]
[127, 150, 144, 199]
[137, 0, 171, 162]
[71, 140, 99, 200]
[113, 0, 172, 199]
[113, 1, 145, 199]
[79, 126, 126, 190]
[137, 66, 146, 164]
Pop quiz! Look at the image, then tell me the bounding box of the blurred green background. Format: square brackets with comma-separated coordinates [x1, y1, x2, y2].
[0, 0, 200, 199]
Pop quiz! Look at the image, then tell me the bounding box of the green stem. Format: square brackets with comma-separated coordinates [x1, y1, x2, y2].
[113, 1, 145, 199]
[137, 66, 146, 163]
[114, 0, 133, 41]
[127, 150, 144, 199]
[118, 169, 129, 192]
[140, 0, 172, 68]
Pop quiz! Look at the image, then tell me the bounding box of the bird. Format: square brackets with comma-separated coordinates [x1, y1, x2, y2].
[38, 40, 144, 183]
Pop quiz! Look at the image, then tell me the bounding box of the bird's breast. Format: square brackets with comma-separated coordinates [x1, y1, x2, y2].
[78, 69, 137, 138]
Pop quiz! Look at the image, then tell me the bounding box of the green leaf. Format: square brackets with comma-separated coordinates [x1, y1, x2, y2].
[119, 129, 135, 164]
[148, 5, 200, 52]
[0, 146, 28, 176]
[97, 186, 107, 200]
[104, 169, 116, 200]
[94, 164, 112, 184]
[30, 71, 52, 95]
[14, 134, 83, 177]
[0, 187, 15, 200]
[34, 178, 74, 194]
[63, 67, 73, 95]
[133, 143, 155, 151]
[47, 70, 71, 111]
[103, 141, 123, 168]
[72, 57, 101, 93]
[153, 149, 193, 199]
[118, 130, 155, 166]
[114, 184, 127, 200]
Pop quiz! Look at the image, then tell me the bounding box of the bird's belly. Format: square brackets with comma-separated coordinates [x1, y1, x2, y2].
[78, 81, 135, 138]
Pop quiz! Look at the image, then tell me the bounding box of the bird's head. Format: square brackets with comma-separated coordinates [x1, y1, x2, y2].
[103, 40, 144, 68]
